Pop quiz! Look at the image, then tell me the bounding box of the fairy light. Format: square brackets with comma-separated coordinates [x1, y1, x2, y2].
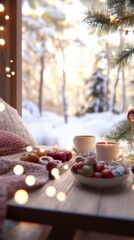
[0, 103, 5, 112]
[0, 4, 4, 12]
[14, 189, 29, 204]
[0, 26, 4, 31]
[39, 147, 45, 153]
[5, 67, 10, 72]
[0, 38, 5, 45]
[10, 60, 13, 63]
[26, 145, 33, 152]
[132, 184, 134, 190]
[25, 175, 36, 186]
[11, 71, 15, 75]
[7, 74, 11, 78]
[45, 186, 56, 197]
[63, 164, 69, 170]
[13, 164, 24, 175]
[5, 15, 9, 20]
[51, 168, 60, 179]
[56, 192, 66, 202]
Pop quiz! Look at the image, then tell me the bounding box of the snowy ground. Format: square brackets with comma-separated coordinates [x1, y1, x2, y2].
[22, 100, 126, 148]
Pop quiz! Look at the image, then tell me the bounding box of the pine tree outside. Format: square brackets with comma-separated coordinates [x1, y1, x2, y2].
[22, 0, 134, 124]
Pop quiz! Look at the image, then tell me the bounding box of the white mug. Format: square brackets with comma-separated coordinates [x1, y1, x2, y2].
[73, 135, 96, 154]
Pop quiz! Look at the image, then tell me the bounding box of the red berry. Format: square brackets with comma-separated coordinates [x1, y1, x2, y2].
[55, 151, 66, 162]
[71, 162, 83, 173]
[101, 169, 114, 178]
[94, 163, 105, 172]
[47, 151, 56, 159]
[46, 161, 57, 171]
[64, 150, 72, 161]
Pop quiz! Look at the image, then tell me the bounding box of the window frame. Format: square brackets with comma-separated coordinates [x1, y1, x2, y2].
[0, 0, 22, 115]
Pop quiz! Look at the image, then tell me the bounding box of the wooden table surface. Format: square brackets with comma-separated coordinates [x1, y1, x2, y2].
[6, 152, 134, 239]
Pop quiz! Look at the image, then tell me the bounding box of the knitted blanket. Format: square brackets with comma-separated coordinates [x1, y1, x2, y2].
[0, 158, 49, 240]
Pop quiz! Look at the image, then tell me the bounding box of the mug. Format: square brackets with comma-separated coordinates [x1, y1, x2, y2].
[96, 141, 124, 162]
[73, 135, 96, 154]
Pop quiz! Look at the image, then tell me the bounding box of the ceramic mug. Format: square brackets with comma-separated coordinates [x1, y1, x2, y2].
[73, 135, 96, 154]
[96, 141, 124, 162]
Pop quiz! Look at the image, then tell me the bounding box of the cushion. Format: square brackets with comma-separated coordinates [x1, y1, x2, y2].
[0, 130, 29, 156]
[0, 98, 37, 147]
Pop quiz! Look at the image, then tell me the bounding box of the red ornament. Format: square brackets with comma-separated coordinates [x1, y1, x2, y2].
[127, 109, 134, 122]
[125, 29, 129, 35]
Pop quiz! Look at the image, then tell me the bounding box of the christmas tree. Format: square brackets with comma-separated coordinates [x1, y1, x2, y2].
[83, 0, 134, 146]
[82, 68, 107, 114]
[83, 0, 134, 68]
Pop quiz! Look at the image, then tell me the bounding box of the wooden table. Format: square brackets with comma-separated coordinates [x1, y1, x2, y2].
[6, 154, 134, 239]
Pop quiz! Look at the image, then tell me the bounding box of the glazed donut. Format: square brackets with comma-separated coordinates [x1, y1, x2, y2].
[20, 153, 39, 163]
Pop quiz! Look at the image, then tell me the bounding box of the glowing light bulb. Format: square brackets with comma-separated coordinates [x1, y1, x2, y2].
[0, 103, 5, 112]
[0, 4, 4, 12]
[10, 60, 13, 62]
[56, 192, 66, 202]
[5, 67, 10, 72]
[51, 168, 60, 179]
[26, 146, 33, 152]
[7, 74, 11, 78]
[5, 15, 9, 20]
[46, 186, 56, 197]
[13, 165, 24, 175]
[14, 189, 29, 204]
[63, 164, 69, 170]
[0, 39, 5, 45]
[11, 71, 15, 75]
[25, 175, 36, 186]
[0, 26, 4, 31]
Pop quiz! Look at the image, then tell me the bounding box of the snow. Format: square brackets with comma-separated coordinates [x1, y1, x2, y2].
[22, 100, 126, 148]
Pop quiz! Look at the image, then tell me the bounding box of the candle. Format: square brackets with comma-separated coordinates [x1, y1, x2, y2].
[96, 141, 124, 162]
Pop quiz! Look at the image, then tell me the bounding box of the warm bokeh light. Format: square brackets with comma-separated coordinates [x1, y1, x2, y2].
[5, 67, 10, 72]
[0, 103, 5, 112]
[0, 26, 4, 31]
[7, 74, 11, 78]
[25, 175, 36, 186]
[14, 189, 29, 204]
[0, 38, 5, 45]
[39, 147, 45, 152]
[51, 168, 60, 179]
[56, 192, 66, 202]
[26, 146, 33, 152]
[13, 165, 24, 175]
[63, 164, 69, 170]
[45, 186, 56, 197]
[11, 71, 15, 75]
[132, 184, 134, 190]
[5, 15, 9, 20]
[0, 4, 4, 12]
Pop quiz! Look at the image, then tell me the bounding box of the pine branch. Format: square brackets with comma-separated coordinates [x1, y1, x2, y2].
[111, 45, 134, 68]
[101, 120, 132, 142]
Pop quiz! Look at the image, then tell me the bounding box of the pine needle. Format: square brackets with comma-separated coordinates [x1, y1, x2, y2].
[101, 120, 132, 142]
[111, 45, 134, 68]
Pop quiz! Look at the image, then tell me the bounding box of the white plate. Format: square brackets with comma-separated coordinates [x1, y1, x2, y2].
[71, 170, 129, 189]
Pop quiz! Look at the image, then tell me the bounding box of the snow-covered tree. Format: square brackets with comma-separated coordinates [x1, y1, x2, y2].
[82, 68, 107, 113]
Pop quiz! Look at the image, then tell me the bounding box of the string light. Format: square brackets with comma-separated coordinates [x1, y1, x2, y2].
[5, 15, 9, 20]
[45, 186, 56, 197]
[56, 192, 66, 202]
[0, 26, 4, 31]
[13, 165, 24, 175]
[0, 4, 4, 12]
[0, 38, 5, 45]
[14, 189, 29, 204]
[5, 67, 10, 72]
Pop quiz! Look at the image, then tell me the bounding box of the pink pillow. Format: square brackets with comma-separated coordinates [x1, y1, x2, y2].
[0, 130, 29, 156]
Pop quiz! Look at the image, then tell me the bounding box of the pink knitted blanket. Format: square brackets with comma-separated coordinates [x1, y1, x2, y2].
[0, 159, 49, 240]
